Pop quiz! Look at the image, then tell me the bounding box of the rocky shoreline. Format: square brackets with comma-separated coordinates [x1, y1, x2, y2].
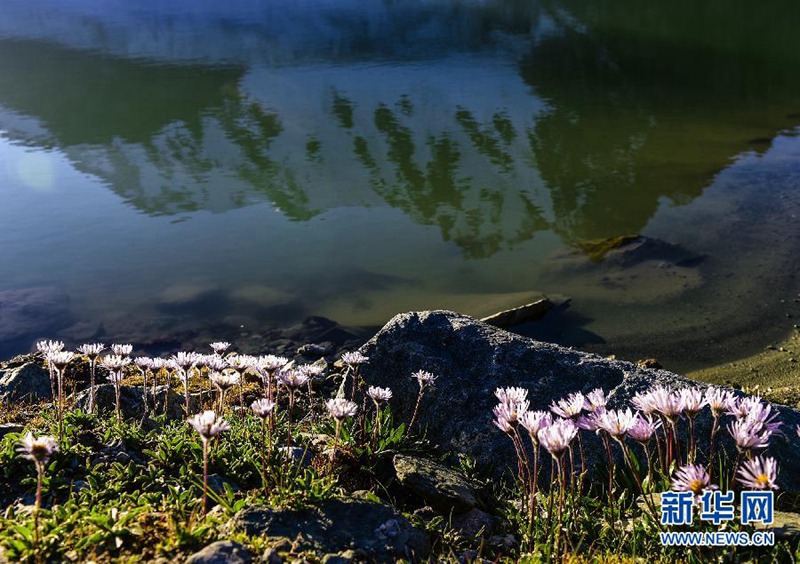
[2, 310, 800, 562]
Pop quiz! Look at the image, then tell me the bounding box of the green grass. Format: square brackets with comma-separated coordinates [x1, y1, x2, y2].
[1, 368, 799, 562]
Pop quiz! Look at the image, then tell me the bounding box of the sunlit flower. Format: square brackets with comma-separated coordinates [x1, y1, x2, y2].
[251, 398, 276, 419]
[326, 398, 358, 420]
[36, 340, 64, 354]
[519, 410, 552, 444]
[704, 386, 734, 417]
[742, 400, 782, 435]
[412, 370, 437, 389]
[45, 351, 75, 370]
[627, 414, 661, 444]
[585, 388, 608, 412]
[537, 418, 578, 457]
[259, 355, 289, 371]
[297, 363, 325, 378]
[728, 418, 772, 452]
[493, 402, 521, 432]
[77, 343, 105, 357]
[672, 464, 717, 497]
[367, 386, 393, 404]
[17, 432, 59, 466]
[493, 387, 529, 421]
[678, 388, 705, 417]
[204, 356, 227, 372]
[134, 357, 153, 370]
[227, 354, 256, 372]
[341, 351, 369, 367]
[726, 395, 762, 419]
[595, 408, 637, 439]
[210, 370, 240, 391]
[210, 341, 231, 354]
[737, 456, 779, 490]
[101, 354, 131, 371]
[550, 392, 585, 419]
[188, 410, 230, 442]
[111, 344, 133, 356]
[631, 389, 658, 415]
[649, 385, 683, 421]
[576, 411, 602, 432]
[173, 351, 199, 369]
[278, 369, 310, 389]
[495, 387, 528, 406]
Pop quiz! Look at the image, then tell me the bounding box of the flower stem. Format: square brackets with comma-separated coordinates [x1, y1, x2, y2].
[89, 360, 97, 414]
[407, 389, 425, 434]
[707, 416, 720, 481]
[261, 419, 268, 498]
[34, 463, 43, 548]
[202, 439, 209, 516]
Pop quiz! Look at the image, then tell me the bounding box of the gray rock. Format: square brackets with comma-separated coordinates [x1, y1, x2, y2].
[393, 455, 478, 513]
[207, 474, 240, 496]
[487, 534, 515, 550]
[228, 498, 429, 561]
[320, 551, 356, 564]
[772, 511, 800, 540]
[278, 446, 314, 469]
[186, 540, 252, 564]
[451, 508, 494, 539]
[297, 343, 332, 358]
[74, 383, 197, 419]
[0, 423, 24, 438]
[359, 311, 800, 491]
[0, 360, 51, 402]
[261, 548, 283, 564]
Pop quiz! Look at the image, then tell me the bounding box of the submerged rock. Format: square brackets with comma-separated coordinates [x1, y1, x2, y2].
[228, 498, 429, 561]
[479, 297, 553, 329]
[0, 287, 71, 343]
[359, 310, 800, 490]
[543, 235, 706, 303]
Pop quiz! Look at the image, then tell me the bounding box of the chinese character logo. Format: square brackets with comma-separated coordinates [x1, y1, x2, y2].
[661, 491, 694, 525]
[699, 490, 735, 525]
[741, 491, 774, 525]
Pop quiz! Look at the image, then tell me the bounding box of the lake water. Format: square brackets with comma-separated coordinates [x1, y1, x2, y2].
[1, 0, 800, 371]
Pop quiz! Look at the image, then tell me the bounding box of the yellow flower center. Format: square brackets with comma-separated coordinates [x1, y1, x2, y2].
[689, 479, 704, 493]
[756, 474, 770, 487]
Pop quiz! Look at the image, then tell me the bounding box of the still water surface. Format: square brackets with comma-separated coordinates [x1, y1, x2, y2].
[1, 0, 800, 369]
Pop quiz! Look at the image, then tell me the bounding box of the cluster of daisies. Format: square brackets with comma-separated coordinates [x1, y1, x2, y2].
[493, 383, 798, 519]
[19, 341, 444, 523]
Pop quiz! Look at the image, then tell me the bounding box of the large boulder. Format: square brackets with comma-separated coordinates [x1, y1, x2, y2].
[358, 310, 800, 490]
[0, 358, 51, 402]
[228, 498, 429, 561]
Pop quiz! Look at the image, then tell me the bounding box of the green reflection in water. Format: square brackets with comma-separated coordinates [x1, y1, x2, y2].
[524, 0, 800, 243]
[2, 0, 800, 259]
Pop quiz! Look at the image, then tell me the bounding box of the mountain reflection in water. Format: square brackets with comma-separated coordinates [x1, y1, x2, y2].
[1, 0, 800, 369]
